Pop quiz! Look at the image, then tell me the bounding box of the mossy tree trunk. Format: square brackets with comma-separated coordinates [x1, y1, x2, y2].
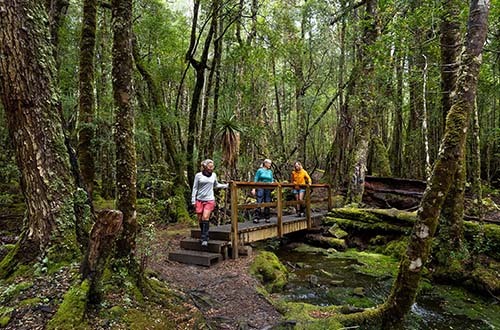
[434, 0, 466, 270]
[379, 1, 490, 326]
[112, 0, 138, 257]
[346, 0, 378, 204]
[0, 0, 80, 276]
[78, 0, 98, 197]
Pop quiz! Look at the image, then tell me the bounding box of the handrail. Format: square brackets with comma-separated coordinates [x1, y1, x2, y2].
[229, 181, 331, 258]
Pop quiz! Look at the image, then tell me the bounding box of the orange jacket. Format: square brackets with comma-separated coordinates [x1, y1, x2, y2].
[291, 169, 312, 189]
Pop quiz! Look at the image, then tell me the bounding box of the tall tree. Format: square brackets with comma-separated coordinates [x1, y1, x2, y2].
[112, 0, 137, 257]
[185, 0, 220, 186]
[346, 0, 379, 203]
[78, 0, 98, 197]
[434, 0, 466, 271]
[0, 0, 81, 275]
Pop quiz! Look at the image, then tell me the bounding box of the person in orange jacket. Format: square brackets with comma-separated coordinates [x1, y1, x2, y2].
[291, 161, 312, 217]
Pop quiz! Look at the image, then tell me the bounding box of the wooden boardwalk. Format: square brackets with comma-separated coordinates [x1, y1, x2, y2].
[169, 182, 332, 266]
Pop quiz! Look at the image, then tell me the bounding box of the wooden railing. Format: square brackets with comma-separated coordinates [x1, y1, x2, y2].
[229, 181, 332, 258]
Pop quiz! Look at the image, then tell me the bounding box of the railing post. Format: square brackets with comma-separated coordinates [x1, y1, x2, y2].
[230, 181, 239, 259]
[328, 184, 333, 211]
[277, 183, 283, 238]
[306, 184, 311, 229]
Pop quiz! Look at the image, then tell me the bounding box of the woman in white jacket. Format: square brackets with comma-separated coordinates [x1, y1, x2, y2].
[191, 159, 228, 246]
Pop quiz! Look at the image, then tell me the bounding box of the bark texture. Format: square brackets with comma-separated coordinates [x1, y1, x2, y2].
[346, 0, 378, 204]
[112, 0, 137, 257]
[435, 0, 466, 269]
[78, 0, 98, 197]
[0, 0, 79, 273]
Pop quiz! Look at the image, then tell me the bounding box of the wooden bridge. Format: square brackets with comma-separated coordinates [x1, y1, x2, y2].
[169, 182, 332, 266]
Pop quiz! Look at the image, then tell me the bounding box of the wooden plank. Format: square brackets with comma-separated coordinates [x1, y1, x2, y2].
[277, 184, 283, 238]
[230, 181, 239, 259]
[191, 229, 231, 241]
[168, 250, 222, 267]
[180, 238, 229, 253]
[306, 185, 312, 229]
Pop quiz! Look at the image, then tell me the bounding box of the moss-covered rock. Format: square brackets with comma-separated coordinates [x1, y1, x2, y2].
[273, 300, 344, 330]
[250, 251, 289, 293]
[305, 234, 347, 251]
[328, 224, 348, 239]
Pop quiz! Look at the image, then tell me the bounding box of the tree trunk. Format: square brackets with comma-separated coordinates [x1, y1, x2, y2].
[186, 0, 218, 186]
[389, 50, 404, 177]
[207, 16, 224, 160]
[346, 0, 378, 204]
[0, 0, 80, 275]
[434, 0, 466, 270]
[111, 0, 137, 258]
[78, 0, 98, 197]
[440, 0, 462, 128]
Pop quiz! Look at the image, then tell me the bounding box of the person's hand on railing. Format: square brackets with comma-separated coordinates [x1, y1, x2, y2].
[251, 188, 256, 196]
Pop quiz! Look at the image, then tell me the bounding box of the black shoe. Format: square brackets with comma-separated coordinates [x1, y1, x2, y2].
[296, 213, 302, 217]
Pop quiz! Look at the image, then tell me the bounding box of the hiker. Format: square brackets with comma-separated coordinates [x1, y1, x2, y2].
[191, 159, 228, 246]
[291, 161, 312, 217]
[251, 158, 274, 223]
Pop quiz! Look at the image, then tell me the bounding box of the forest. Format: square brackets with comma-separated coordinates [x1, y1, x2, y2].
[0, 0, 499, 329]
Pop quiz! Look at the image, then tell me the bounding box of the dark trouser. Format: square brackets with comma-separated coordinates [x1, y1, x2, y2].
[200, 221, 209, 242]
[255, 188, 272, 219]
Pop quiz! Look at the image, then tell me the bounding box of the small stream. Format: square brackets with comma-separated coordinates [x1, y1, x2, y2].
[274, 245, 499, 330]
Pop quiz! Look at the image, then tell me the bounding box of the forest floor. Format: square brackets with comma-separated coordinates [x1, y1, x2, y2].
[148, 223, 283, 330]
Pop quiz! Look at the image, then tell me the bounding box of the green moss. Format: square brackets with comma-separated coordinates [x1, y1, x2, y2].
[328, 224, 348, 239]
[0, 315, 10, 327]
[292, 244, 329, 254]
[46, 280, 90, 330]
[0, 306, 13, 326]
[382, 238, 408, 259]
[108, 305, 126, 319]
[250, 251, 289, 293]
[123, 308, 176, 330]
[18, 297, 41, 307]
[464, 222, 500, 259]
[0, 241, 20, 279]
[435, 285, 500, 328]
[469, 264, 500, 294]
[370, 136, 392, 177]
[0, 281, 33, 304]
[274, 300, 344, 329]
[173, 186, 192, 223]
[327, 249, 399, 278]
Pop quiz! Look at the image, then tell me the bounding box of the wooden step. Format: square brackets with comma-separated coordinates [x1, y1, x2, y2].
[191, 229, 231, 241]
[180, 238, 230, 258]
[168, 249, 222, 267]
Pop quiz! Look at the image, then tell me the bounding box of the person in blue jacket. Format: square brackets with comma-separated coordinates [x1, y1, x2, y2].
[251, 159, 274, 223]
